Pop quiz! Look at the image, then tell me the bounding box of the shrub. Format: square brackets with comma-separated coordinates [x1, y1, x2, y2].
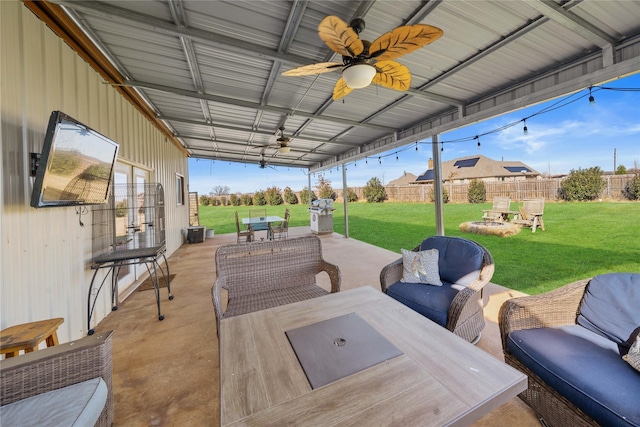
[229, 194, 241, 206]
[283, 187, 298, 204]
[300, 187, 317, 204]
[429, 186, 449, 203]
[622, 174, 640, 200]
[115, 200, 127, 217]
[467, 179, 486, 203]
[363, 177, 387, 203]
[240, 194, 253, 206]
[346, 187, 358, 202]
[265, 186, 283, 205]
[252, 191, 267, 206]
[560, 167, 605, 201]
[616, 165, 627, 175]
[199, 195, 210, 206]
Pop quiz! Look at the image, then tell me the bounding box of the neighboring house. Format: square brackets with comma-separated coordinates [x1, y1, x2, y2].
[387, 171, 418, 186]
[414, 155, 540, 184]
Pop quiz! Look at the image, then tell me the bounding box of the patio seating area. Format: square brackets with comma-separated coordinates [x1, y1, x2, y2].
[91, 227, 540, 426]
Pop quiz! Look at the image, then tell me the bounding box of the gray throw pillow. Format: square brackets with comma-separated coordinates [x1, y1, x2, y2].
[400, 248, 442, 286]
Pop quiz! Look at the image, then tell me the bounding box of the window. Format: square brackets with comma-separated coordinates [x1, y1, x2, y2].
[176, 174, 185, 206]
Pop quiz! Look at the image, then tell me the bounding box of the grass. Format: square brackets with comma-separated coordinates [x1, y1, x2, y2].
[197, 202, 640, 295]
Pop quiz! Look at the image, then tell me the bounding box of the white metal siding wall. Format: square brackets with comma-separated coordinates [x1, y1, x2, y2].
[1, 1, 189, 342]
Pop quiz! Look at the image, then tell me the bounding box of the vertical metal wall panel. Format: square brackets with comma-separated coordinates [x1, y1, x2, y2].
[1, 1, 189, 342]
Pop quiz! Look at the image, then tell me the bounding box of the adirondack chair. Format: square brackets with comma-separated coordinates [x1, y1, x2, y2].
[482, 197, 512, 221]
[513, 198, 545, 233]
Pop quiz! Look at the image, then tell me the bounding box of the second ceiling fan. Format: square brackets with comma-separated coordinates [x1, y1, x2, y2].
[282, 15, 443, 100]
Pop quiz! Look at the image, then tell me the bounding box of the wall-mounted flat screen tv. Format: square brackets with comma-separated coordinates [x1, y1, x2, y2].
[31, 111, 120, 208]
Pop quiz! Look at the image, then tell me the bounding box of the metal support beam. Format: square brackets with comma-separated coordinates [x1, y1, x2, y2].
[431, 135, 444, 236]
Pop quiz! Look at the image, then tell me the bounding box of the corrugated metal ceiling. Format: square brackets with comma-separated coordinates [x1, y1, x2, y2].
[45, 0, 640, 172]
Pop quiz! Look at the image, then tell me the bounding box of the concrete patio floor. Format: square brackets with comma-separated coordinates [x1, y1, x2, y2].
[94, 226, 540, 426]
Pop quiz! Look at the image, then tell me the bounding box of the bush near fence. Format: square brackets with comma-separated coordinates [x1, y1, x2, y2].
[204, 174, 637, 205]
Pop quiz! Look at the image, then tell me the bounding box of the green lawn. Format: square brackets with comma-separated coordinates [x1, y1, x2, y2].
[197, 202, 640, 295]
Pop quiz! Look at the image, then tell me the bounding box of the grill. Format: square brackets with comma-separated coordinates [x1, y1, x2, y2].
[309, 199, 335, 235]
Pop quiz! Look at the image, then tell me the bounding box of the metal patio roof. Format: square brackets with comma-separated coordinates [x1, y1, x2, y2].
[29, 0, 640, 172]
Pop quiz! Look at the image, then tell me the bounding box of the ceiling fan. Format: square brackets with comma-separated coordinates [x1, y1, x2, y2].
[282, 16, 443, 100]
[252, 126, 292, 153]
[258, 154, 276, 169]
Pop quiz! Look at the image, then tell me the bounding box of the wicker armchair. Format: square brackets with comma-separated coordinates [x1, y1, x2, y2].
[380, 236, 494, 343]
[1, 330, 114, 427]
[499, 276, 639, 427]
[212, 235, 340, 335]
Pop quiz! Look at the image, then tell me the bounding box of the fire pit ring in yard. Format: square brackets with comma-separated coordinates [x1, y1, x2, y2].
[459, 221, 521, 237]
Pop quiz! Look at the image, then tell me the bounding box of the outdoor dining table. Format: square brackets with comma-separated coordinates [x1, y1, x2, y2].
[242, 215, 283, 240]
[219, 286, 527, 426]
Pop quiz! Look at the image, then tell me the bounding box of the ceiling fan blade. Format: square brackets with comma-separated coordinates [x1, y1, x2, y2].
[318, 16, 364, 57]
[372, 61, 411, 91]
[369, 24, 443, 61]
[332, 77, 354, 101]
[282, 62, 343, 76]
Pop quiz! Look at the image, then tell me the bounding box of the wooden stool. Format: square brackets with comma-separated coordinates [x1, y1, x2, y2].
[0, 318, 64, 358]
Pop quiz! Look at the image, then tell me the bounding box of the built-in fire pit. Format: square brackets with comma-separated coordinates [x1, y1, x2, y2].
[459, 221, 521, 237]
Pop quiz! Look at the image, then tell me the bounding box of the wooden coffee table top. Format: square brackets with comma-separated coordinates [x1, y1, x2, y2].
[219, 286, 526, 426]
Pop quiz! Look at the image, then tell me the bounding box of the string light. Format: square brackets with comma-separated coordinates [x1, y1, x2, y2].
[440, 142, 444, 152]
[523, 119, 528, 135]
[476, 136, 481, 149]
[415, 142, 418, 151]
[589, 86, 595, 104]
[378, 157, 382, 164]
[395, 152, 399, 161]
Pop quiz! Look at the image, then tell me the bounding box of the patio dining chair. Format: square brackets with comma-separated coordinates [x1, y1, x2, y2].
[248, 209, 270, 238]
[235, 211, 254, 243]
[270, 209, 290, 240]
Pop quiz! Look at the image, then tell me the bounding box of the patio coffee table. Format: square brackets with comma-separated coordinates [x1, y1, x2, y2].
[219, 286, 527, 426]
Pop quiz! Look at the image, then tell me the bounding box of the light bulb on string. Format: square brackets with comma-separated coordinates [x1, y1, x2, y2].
[523, 119, 528, 135]
[395, 152, 399, 161]
[365, 158, 368, 165]
[378, 157, 382, 164]
[415, 142, 418, 151]
[475, 136, 481, 149]
[589, 86, 595, 104]
[440, 142, 444, 152]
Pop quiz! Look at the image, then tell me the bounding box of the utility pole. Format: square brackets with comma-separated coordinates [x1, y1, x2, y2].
[614, 148, 617, 172]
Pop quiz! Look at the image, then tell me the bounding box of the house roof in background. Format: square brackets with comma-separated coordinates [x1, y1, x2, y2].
[387, 172, 418, 186]
[28, 1, 640, 172]
[416, 155, 539, 182]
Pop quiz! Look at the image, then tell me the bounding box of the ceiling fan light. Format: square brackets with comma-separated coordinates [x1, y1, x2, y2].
[278, 146, 291, 154]
[342, 64, 376, 89]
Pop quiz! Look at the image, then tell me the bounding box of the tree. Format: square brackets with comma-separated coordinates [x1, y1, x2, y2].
[199, 195, 210, 206]
[560, 167, 606, 201]
[316, 175, 336, 200]
[229, 194, 241, 206]
[616, 165, 627, 175]
[240, 194, 253, 206]
[467, 179, 486, 203]
[211, 185, 230, 195]
[299, 187, 317, 204]
[283, 187, 298, 204]
[252, 190, 267, 206]
[363, 177, 387, 203]
[265, 186, 283, 205]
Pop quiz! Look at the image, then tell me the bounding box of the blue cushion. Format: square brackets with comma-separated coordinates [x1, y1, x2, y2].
[385, 281, 459, 327]
[419, 236, 483, 286]
[508, 325, 640, 426]
[251, 222, 270, 231]
[577, 273, 640, 349]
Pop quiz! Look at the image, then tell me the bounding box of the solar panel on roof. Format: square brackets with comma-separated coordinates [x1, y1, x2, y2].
[416, 170, 435, 181]
[504, 166, 531, 173]
[454, 158, 479, 168]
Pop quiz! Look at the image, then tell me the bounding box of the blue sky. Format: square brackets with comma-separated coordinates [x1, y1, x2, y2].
[188, 73, 640, 195]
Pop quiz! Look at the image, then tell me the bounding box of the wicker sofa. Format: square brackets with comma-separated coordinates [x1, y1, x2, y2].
[380, 235, 494, 343]
[212, 235, 341, 334]
[499, 273, 640, 426]
[0, 330, 114, 427]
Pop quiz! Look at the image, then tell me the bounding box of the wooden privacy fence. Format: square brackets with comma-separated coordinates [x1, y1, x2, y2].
[337, 175, 636, 203]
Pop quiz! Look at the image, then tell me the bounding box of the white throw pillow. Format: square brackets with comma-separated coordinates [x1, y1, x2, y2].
[400, 248, 442, 286]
